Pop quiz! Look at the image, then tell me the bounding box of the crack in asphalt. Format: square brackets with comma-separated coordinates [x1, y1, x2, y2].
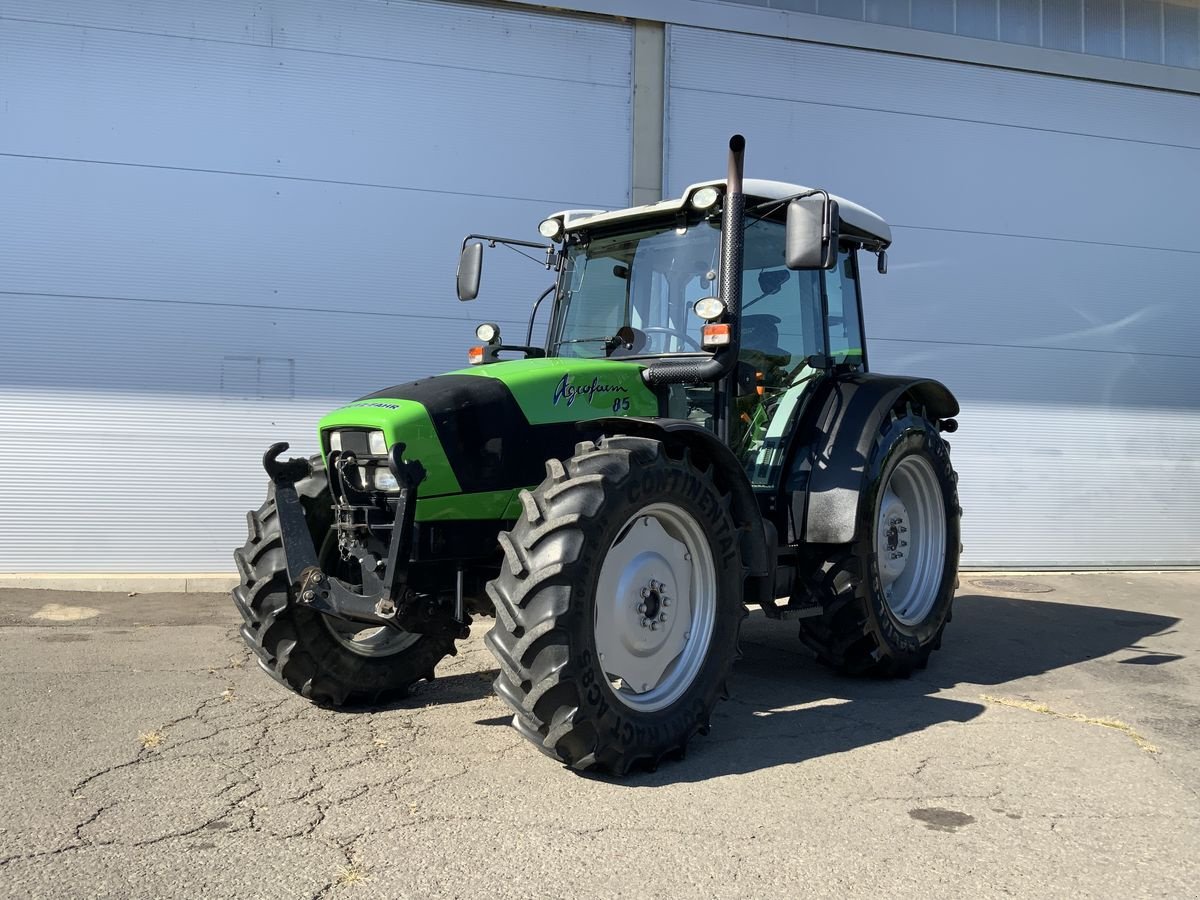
[4, 599, 1199, 896]
[0, 632, 423, 879]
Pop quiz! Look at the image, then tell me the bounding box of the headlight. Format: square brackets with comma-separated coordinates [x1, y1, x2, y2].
[326, 429, 387, 456]
[373, 468, 399, 491]
[368, 430, 387, 456]
[538, 218, 563, 240]
[690, 186, 720, 210]
[475, 322, 500, 344]
[693, 296, 725, 321]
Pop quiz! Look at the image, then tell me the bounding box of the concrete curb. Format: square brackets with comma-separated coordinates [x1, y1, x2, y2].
[0, 574, 238, 593]
[1, 568, 1192, 594]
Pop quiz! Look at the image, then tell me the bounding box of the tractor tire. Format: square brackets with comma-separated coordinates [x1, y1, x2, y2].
[485, 435, 745, 774]
[232, 456, 460, 707]
[797, 403, 961, 677]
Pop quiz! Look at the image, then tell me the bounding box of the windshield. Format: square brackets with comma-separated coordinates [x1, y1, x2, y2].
[551, 218, 721, 358]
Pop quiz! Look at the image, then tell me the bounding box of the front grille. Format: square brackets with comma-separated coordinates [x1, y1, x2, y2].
[323, 428, 377, 458]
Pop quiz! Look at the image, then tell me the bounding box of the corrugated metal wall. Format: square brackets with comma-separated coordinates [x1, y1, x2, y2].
[666, 25, 1200, 567]
[0, 0, 632, 571]
[4, 1, 1196, 571]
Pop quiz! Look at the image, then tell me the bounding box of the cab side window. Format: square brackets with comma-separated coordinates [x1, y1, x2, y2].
[825, 250, 864, 367]
[738, 221, 823, 388]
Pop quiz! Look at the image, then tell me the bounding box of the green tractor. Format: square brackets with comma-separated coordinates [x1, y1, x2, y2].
[233, 136, 961, 774]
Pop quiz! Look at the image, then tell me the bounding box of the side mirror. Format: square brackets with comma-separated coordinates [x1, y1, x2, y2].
[877, 250, 888, 275]
[456, 242, 483, 301]
[785, 196, 840, 270]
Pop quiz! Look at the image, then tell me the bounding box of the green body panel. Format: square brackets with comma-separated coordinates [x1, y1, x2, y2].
[317, 357, 658, 523]
[416, 490, 515, 521]
[449, 357, 658, 422]
[317, 399, 462, 497]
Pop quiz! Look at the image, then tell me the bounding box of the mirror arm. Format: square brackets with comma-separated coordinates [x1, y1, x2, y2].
[460, 233, 551, 252]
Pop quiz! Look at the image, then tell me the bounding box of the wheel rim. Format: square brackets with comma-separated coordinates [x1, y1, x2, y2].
[324, 621, 422, 658]
[316, 532, 423, 659]
[593, 503, 717, 713]
[875, 454, 947, 626]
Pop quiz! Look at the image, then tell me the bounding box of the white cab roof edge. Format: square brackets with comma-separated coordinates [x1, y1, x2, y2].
[549, 178, 891, 247]
[738, 179, 891, 247]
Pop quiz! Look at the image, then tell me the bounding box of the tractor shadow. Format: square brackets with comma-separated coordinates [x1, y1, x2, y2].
[331, 670, 499, 714]
[620, 590, 1179, 785]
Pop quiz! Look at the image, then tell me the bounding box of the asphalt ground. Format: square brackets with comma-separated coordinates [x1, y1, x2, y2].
[0, 572, 1197, 899]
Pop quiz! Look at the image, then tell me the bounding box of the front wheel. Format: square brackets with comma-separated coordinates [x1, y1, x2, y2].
[485, 436, 745, 774]
[231, 457, 461, 707]
[797, 404, 961, 676]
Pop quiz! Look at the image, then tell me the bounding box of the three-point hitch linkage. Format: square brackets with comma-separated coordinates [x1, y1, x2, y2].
[262, 442, 467, 640]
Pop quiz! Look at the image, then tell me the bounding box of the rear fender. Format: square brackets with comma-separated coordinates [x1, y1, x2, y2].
[800, 374, 959, 545]
[587, 417, 771, 582]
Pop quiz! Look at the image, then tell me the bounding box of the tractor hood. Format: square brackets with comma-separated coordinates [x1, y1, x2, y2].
[317, 358, 659, 519]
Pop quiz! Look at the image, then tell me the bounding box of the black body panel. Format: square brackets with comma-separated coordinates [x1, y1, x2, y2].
[360, 376, 586, 494]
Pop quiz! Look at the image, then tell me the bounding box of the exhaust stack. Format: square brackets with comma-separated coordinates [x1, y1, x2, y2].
[643, 134, 746, 388]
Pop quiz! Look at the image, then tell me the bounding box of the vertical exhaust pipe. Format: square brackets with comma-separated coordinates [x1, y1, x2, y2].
[718, 133, 746, 362]
[643, 134, 746, 387]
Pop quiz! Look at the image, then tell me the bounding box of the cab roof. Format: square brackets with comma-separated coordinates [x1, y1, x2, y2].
[553, 178, 891, 248]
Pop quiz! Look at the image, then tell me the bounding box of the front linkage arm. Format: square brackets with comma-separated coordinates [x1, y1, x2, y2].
[262, 441, 458, 636]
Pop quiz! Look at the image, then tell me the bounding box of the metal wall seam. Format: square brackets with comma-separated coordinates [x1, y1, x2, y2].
[491, 0, 1200, 95]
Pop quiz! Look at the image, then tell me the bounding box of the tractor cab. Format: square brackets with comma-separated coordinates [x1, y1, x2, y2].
[458, 176, 892, 490]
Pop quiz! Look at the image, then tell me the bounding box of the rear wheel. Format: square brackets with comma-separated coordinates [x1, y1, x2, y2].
[797, 404, 960, 676]
[232, 457, 460, 707]
[485, 436, 745, 774]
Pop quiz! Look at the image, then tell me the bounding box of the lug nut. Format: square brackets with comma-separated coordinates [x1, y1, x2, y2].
[661, 597, 671, 608]
[659, 612, 667, 623]
[650, 622, 658, 631]
[637, 602, 647, 614]
[302, 590, 314, 601]
[641, 587, 650, 599]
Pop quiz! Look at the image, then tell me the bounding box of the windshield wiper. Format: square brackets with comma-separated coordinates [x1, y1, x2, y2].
[556, 326, 636, 357]
[557, 335, 623, 356]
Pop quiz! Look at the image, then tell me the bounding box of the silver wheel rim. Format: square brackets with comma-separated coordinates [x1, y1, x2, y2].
[593, 503, 717, 713]
[876, 454, 946, 626]
[324, 620, 422, 658]
[317, 531, 423, 658]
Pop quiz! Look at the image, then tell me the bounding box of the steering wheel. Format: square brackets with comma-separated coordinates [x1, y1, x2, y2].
[640, 326, 703, 352]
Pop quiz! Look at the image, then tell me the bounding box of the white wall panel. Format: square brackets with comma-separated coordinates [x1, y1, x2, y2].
[667, 27, 1200, 149]
[0, 0, 632, 571]
[668, 25, 1200, 566]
